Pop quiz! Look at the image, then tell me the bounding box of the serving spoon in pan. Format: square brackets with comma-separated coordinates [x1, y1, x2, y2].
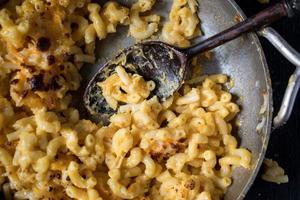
[84, 0, 300, 124]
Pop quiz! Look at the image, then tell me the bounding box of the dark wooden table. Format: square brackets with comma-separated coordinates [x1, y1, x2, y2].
[235, 0, 300, 199]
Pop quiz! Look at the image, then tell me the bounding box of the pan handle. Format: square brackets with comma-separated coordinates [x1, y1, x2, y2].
[258, 27, 300, 129]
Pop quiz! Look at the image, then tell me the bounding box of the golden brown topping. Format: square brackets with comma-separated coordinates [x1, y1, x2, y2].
[10, 79, 19, 85]
[70, 23, 79, 31]
[184, 179, 196, 190]
[37, 37, 51, 52]
[47, 55, 56, 65]
[149, 141, 185, 161]
[29, 74, 45, 91]
[48, 186, 53, 192]
[21, 90, 28, 98]
[22, 64, 36, 73]
[48, 76, 61, 90]
[59, 65, 64, 70]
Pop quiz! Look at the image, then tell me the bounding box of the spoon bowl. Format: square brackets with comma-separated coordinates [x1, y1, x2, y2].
[83, 42, 188, 124]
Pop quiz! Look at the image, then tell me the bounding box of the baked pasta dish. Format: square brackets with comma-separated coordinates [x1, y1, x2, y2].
[0, 0, 252, 199]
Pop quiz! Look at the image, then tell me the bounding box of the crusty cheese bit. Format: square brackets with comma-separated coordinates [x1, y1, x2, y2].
[262, 158, 289, 184]
[102, 2, 130, 33]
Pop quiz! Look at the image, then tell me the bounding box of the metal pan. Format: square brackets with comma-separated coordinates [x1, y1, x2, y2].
[80, 0, 300, 199]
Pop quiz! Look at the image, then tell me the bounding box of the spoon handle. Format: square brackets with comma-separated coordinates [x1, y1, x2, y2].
[182, 1, 291, 58]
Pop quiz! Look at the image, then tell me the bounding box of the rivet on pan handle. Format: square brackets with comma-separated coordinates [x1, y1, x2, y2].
[258, 27, 300, 128]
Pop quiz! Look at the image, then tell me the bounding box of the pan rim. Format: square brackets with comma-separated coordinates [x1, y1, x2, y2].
[225, 0, 273, 199]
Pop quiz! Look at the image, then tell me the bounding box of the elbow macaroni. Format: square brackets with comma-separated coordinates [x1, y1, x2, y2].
[97, 68, 251, 200]
[261, 159, 289, 184]
[0, 66, 251, 199]
[129, 0, 160, 40]
[161, 0, 200, 47]
[102, 2, 130, 33]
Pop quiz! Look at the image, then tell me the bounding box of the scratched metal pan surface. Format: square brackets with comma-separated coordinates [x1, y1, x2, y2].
[80, 0, 273, 199]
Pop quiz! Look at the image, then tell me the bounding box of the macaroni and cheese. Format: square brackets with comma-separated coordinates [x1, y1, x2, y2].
[0, 0, 252, 199]
[261, 158, 288, 184]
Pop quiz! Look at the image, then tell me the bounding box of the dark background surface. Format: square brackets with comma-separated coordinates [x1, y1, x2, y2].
[235, 0, 300, 199]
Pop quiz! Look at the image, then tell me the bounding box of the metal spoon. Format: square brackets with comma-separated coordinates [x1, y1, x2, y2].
[84, 0, 299, 124]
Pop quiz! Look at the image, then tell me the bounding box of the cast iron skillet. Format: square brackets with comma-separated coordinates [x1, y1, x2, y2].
[79, 0, 300, 199]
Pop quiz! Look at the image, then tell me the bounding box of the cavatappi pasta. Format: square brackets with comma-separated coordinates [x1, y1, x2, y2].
[161, 0, 201, 47]
[0, 0, 252, 199]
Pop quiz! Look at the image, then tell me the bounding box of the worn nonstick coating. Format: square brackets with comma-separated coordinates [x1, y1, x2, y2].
[80, 0, 273, 199]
